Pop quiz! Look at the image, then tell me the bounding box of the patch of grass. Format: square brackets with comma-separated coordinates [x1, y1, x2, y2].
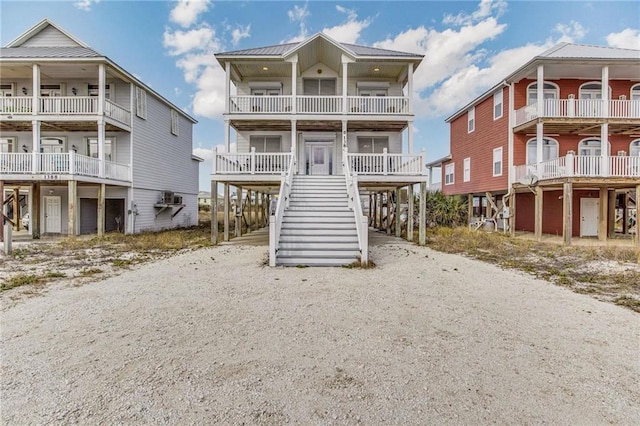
[342, 258, 377, 269]
[80, 268, 103, 277]
[43, 271, 66, 279]
[112, 258, 134, 268]
[614, 295, 640, 312]
[1, 274, 42, 291]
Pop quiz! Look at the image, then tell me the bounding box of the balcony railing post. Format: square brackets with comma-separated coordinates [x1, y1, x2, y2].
[383, 148, 388, 175]
[69, 150, 75, 175]
[250, 147, 256, 175]
[565, 151, 575, 176]
[212, 146, 218, 174]
[31, 151, 38, 174]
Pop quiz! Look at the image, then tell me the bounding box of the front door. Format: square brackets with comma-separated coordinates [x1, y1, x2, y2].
[305, 142, 333, 175]
[580, 198, 599, 237]
[44, 196, 61, 233]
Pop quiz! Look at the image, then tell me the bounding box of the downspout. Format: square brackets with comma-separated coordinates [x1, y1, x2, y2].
[503, 80, 514, 233]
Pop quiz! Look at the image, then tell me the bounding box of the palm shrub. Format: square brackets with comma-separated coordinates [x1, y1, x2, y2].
[422, 191, 468, 228]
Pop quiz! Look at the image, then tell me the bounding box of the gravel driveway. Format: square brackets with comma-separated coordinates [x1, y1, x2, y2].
[1, 238, 639, 424]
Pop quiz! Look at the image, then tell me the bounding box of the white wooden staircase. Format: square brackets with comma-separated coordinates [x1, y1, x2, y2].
[276, 175, 361, 266]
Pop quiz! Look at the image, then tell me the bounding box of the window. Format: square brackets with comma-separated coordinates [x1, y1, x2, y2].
[527, 138, 559, 164]
[445, 163, 455, 185]
[0, 84, 13, 97]
[463, 157, 471, 182]
[249, 136, 281, 153]
[303, 79, 336, 95]
[171, 110, 179, 136]
[135, 86, 147, 119]
[40, 84, 61, 97]
[527, 82, 559, 105]
[0, 137, 15, 153]
[578, 138, 610, 156]
[40, 137, 65, 153]
[493, 147, 503, 177]
[87, 138, 114, 161]
[631, 84, 640, 101]
[630, 140, 640, 156]
[357, 136, 389, 153]
[88, 84, 111, 99]
[493, 89, 503, 120]
[467, 107, 475, 133]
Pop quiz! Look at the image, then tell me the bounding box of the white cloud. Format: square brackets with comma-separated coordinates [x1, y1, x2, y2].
[73, 0, 99, 11]
[231, 24, 251, 46]
[321, 5, 371, 44]
[553, 21, 586, 43]
[606, 28, 640, 49]
[163, 26, 219, 56]
[286, 4, 310, 42]
[170, 0, 211, 28]
[443, 0, 506, 26]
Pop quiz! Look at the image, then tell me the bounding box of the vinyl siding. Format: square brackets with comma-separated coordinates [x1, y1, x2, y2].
[236, 131, 292, 153]
[444, 87, 509, 195]
[20, 26, 80, 47]
[131, 187, 197, 232]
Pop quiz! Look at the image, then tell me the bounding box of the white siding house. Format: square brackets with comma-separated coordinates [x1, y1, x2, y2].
[0, 19, 200, 237]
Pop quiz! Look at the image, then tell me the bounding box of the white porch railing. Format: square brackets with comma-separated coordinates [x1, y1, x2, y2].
[269, 154, 295, 266]
[105, 100, 131, 126]
[342, 141, 368, 264]
[0, 152, 130, 181]
[40, 96, 98, 115]
[514, 99, 640, 126]
[0, 96, 33, 114]
[346, 149, 425, 175]
[226, 95, 411, 115]
[213, 149, 293, 174]
[514, 154, 640, 182]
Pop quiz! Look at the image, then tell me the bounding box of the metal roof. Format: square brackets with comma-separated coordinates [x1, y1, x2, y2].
[341, 43, 422, 58]
[219, 42, 298, 57]
[0, 46, 102, 59]
[538, 42, 640, 59]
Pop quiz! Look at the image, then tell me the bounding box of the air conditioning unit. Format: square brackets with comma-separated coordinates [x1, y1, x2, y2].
[160, 191, 174, 204]
[173, 195, 183, 205]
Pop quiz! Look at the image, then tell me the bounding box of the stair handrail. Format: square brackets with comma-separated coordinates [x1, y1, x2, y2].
[342, 143, 369, 264]
[269, 152, 295, 266]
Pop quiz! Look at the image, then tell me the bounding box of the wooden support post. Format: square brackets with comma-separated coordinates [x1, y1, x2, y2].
[377, 192, 383, 230]
[509, 191, 516, 237]
[562, 183, 573, 246]
[636, 185, 640, 247]
[608, 190, 616, 239]
[370, 194, 376, 227]
[468, 194, 474, 222]
[235, 186, 242, 238]
[211, 180, 218, 244]
[68, 181, 77, 237]
[534, 186, 543, 241]
[395, 187, 401, 238]
[598, 187, 607, 242]
[0, 180, 4, 242]
[13, 188, 19, 231]
[368, 194, 373, 227]
[97, 183, 105, 237]
[419, 182, 426, 245]
[32, 183, 40, 239]
[407, 184, 414, 242]
[623, 192, 629, 235]
[386, 190, 392, 235]
[223, 184, 230, 241]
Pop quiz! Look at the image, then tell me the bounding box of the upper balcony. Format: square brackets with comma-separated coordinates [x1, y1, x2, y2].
[514, 99, 640, 133]
[0, 96, 131, 128]
[228, 95, 410, 116]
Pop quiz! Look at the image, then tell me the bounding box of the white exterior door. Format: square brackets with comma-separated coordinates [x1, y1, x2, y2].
[310, 145, 329, 175]
[44, 196, 61, 233]
[580, 198, 599, 237]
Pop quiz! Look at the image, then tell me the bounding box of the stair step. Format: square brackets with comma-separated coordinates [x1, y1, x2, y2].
[281, 223, 356, 230]
[279, 242, 360, 250]
[282, 217, 355, 224]
[277, 257, 358, 267]
[278, 249, 360, 257]
[280, 228, 357, 235]
[284, 210, 353, 217]
[280, 235, 358, 243]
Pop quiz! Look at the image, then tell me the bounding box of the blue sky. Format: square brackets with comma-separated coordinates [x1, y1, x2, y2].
[2, 0, 639, 190]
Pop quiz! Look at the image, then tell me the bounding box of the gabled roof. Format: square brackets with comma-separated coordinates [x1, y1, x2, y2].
[1, 19, 197, 124]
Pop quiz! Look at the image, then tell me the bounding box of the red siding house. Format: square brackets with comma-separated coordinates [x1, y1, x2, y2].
[442, 43, 640, 246]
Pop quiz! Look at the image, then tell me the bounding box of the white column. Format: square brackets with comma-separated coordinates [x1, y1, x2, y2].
[536, 65, 544, 167]
[507, 83, 515, 186]
[290, 55, 297, 114]
[407, 120, 414, 154]
[291, 119, 297, 173]
[342, 60, 348, 114]
[224, 62, 230, 114]
[32, 64, 40, 115]
[98, 118, 105, 178]
[224, 119, 230, 151]
[601, 65, 609, 176]
[31, 120, 40, 173]
[407, 62, 414, 113]
[98, 63, 105, 115]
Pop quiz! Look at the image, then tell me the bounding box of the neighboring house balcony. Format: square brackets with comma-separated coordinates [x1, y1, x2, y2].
[228, 95, 410, 115]
[514, 99, 640, 133]
[0, 151, 131, 183]
[0, 95, 131, 129]
[514, 153, 640, 183]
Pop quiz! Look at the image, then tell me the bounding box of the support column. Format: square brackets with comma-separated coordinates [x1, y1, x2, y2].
[395, 187, 401, 238]
[68, 181, 77, 237]
[341, 56, 349, 114]
[509, 191, 516, 237]
[224, 61, 231, 114]
[211, 180, 218, 244]
[32, 183, 40, 239]
[407, 121, 414, 154]
[98, 118, 105, 178]
[608, 190, 616, 238]
[98, 63, 106, 116]
[223, 184, 230, 241]
[419, 182, 426, 245]
[598, 188, 608, 242]
[562, 183, 573, 245]
[13, 188, 20, 231]
[235, 186, 242, 238]
[534, 186, 543, 241]
[407, 62, 414, 113]
[290, 55, 297, 114]
[386, 191, 392, 235]
[536, 65, 544, 168]
[601, 65, 610, 177]
[468, 194, 474, 221]
[32, 120, 40, 173]
[32, 64, 40, 116]
[291, 120, 297, 174]
[623, 192, 629, 235]
[250, 190, 256, 232]
[377, 192, 383, 230]
[97, 183, 105, 237]
[224, 119, 231, 152]
[407, 184, 414, 242]
[636, 185, 640, 247]
[0, 180, 4, 242]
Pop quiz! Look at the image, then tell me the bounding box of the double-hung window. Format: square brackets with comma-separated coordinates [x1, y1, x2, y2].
[493, 89, 503, 120]
[445, 163, 455, 185]
[493, 147, 503, 177]
[463, 157, 471, 182]
[171, 110, 179, 136]
[135, 86, 147, 119]
[249, 136, 281, 153]
[468, 107, 475, 133]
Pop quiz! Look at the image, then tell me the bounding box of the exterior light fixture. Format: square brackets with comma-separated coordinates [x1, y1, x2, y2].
[262, 66, 269, 71]
[22, 144, 28, 152]
[373, 67, 380, 72]
[72, 87, 77, 95]
[21, 87, 27, 95]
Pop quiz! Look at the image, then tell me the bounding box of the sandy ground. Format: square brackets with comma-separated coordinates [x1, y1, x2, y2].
[1, 235, 639, 424]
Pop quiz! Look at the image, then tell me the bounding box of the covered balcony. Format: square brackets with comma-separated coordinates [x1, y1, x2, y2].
[228, 95, 410, 115]
[515, 99, 640, 129]
[0, 151, 130, 182]
[514, 153, 640, 182]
